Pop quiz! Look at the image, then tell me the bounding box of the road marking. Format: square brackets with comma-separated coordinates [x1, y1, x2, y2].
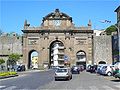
[0, 86, 6, 89]
[89, 86, 99, 90]
[103, 85, 115, 90]
[3, 86, 16, 90]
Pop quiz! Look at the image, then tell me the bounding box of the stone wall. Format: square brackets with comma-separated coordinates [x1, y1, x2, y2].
[0, 34, 23, 68]
[93, 35, 112, 64]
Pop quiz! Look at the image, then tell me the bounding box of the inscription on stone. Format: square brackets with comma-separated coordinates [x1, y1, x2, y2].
[76, 38, 86, 45]
[28, 38, 39, 45]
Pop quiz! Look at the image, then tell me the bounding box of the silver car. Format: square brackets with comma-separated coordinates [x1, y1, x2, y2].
[54, 68, 72, 81]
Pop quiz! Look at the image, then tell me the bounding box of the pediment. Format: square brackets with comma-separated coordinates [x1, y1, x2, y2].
[43, 9, 72, 21]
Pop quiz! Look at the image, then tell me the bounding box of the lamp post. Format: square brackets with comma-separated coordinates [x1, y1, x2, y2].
[114, 25, 120, 62]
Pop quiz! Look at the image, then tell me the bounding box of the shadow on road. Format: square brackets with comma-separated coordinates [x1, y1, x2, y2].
[55, 79, 71, 81]
[110, 79, 120, 82]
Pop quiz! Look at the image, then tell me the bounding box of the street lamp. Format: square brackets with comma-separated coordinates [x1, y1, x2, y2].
[114, 25, 120, 61]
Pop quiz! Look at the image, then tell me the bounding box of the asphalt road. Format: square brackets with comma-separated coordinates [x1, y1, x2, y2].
[0, 70, 120, 90]
[39, 71, 120, 90]
[0, 70, 54, 90]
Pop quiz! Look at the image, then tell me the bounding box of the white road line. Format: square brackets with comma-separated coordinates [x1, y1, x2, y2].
[3, 86, 16, 90]
[103, 85, 115, 90]
[89, 86, 99, 90]
[0, 86, 6, 89]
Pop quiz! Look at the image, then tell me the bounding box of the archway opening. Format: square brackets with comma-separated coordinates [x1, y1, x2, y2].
[49, 40, 65, 67]
[28, 50, 38, 69]
[98, 61, 106, 64]
[76, 50, 86, 68]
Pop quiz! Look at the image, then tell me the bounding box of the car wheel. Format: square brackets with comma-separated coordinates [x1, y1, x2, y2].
[68, 77, 71, 81]
[55, 78, 57, 81]
[107, 72, 112, 76]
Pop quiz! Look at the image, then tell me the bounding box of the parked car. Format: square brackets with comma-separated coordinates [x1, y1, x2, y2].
[113, 68, 120, 79]
[86, 65, 97, 73]
[114, 73, 120, 79]
[101, 65, 114, 76]
[79, 65, 85, 72]
[71, 66, 80, 74]
[114, 62, 120, 69]
[113, 67, 120, 74]
[54, 68, 72, 81]
[89, 65, 96, 73]
[17, 65, 26, 71]
[96, 64, 107, 74]
[86, 65, 92, 72]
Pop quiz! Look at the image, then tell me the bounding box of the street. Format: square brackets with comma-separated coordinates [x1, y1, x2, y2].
[0, 70, 120, 90]
[0, 70, 54, 90]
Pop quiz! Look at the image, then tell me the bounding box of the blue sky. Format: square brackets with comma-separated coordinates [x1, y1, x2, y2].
[0, 0, 120, 35]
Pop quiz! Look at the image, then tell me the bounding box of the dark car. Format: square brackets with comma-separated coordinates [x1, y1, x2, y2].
[114, 73, 120, 79]
[71, 66, 80, 74]
[17, 65, 26, 71]
[89, 65, 96, 73]
[79, 65, 85, 72]
[86, 65, 97, 73]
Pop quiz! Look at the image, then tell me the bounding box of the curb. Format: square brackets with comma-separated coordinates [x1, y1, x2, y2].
[0, 74, 18, 79]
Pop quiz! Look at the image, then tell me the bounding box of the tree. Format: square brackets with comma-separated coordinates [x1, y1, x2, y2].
[105, 25, 117, 35]
[8, 53, 21, 66]
[0, 59, 5, 65]
[0, 29, 3, 36]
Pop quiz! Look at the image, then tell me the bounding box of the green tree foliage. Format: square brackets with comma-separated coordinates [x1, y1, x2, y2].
[105, 25, 117, 35]
[8, 53, 21, 66]
[0, 59, 5, 65]
[0, 29, 3, 36]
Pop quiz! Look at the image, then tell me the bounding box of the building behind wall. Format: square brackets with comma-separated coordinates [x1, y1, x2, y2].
[112, 32, 119, 64]
[114, 6, 120, 62]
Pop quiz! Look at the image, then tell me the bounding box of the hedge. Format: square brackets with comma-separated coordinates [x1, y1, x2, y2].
[0, 71, 17, 76]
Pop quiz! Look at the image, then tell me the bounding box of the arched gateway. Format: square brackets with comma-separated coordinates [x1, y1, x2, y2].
[76, 50, 86, 66]
[22, 9, 93, 69]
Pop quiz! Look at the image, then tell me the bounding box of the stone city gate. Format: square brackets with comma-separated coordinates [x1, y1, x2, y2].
[22, 9, 93, 69]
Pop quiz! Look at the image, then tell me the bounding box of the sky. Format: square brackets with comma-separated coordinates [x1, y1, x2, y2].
[0, 0, 120, 35]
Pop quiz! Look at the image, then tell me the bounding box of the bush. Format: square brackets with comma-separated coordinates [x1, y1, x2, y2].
[0, 71, 17, 76]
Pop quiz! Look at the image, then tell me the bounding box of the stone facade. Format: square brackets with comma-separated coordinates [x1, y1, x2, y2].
[93, 34, 112, 64]
[22, 9, 93, 69]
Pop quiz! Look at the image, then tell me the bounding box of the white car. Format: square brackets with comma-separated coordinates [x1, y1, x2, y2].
[101, 65, 114, 76]
[114, 62, 120, 69]
[54, 68, 72, 81]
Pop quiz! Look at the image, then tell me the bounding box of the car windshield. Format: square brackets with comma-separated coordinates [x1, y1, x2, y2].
[56, 69, 67, 72]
